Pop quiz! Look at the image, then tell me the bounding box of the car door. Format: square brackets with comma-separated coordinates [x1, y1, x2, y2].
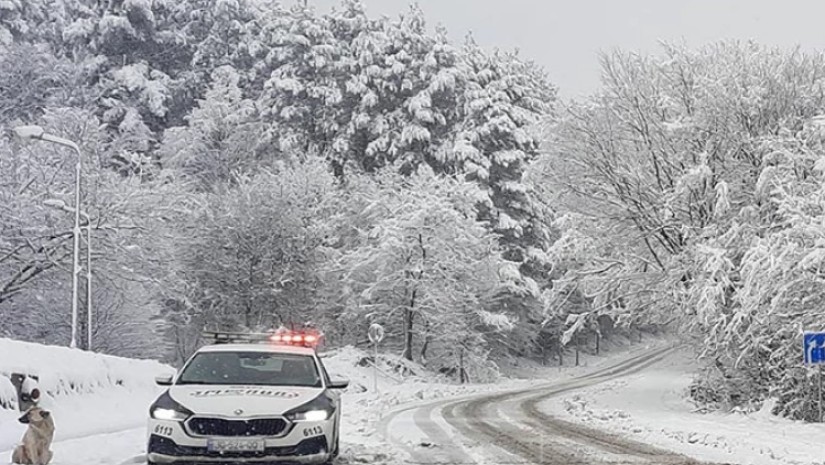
[316, 356, 341, 428]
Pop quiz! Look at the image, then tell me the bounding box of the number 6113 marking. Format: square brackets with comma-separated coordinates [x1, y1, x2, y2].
[302, 426, 323, 437]
[154, 425, 173, 436]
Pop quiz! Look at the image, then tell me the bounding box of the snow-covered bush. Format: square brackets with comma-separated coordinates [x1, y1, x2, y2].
[687, 127, 825, 420]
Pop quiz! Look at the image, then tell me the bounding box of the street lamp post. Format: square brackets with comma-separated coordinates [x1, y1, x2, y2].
[14, 125, 84, 349]
[44, 199, 93, 351]
[86, 220, 91, 351]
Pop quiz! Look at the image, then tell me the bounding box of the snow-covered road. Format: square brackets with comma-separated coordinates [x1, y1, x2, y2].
[379, 345, 712, 465]
[53, 428, 145, 465]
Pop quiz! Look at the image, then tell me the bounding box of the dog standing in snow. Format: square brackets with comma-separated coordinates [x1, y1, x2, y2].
[11, 406, 55, 465]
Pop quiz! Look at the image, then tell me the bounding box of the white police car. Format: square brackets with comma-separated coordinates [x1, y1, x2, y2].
[147, 330, 348, 464]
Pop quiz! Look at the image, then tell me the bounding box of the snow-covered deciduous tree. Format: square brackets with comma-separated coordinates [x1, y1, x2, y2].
[686, 120, 825, 419]
[0, 43, 88, 122]
[0, 107, 188, 356]
[543, 41, 825, 416]
[174, 158, 337, 342]
[330, 167, 520, 375]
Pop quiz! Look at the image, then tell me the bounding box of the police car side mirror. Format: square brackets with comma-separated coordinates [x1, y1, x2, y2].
[328, 378, 349, 390]
[155, 375, 173, 386]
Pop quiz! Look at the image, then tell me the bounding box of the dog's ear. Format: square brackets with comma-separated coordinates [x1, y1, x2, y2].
[18, 411, 30, 424]
[40, 410, 50, 418]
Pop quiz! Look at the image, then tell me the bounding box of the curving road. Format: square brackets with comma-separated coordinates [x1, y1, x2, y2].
[381, 346, 722, 465]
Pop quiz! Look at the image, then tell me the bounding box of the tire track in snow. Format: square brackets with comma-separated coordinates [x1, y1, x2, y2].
[379, 345, 702, 464]
[378, 396, 477, 464]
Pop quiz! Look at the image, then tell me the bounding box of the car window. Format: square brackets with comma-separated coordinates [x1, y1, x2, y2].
[317, 356, 332, 386]
[177, 352, 321, 387]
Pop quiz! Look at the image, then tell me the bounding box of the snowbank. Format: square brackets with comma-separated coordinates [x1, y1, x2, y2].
[0, 338, 173, 453]
[0, 338, 172, 405]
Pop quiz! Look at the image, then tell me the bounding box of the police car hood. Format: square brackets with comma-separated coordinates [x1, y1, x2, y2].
[170, 385, 323, 415]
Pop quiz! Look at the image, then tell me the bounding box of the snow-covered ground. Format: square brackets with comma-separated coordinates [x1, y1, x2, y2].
[0, 335, 663, 465]
[540, 349, 825, 465]
[4, 327, 825, 465]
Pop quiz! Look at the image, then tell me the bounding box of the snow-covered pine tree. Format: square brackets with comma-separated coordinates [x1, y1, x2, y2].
[257, 2, 349, 157]
[333, 4, 463, 174]
[450, 39, 555, 351]
[455, 40, 555, 278]
[4, 0, 263, 172]
[160, 65, 264, 189]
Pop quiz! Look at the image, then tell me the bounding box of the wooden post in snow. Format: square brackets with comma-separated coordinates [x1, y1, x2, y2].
[575, 334, 580, 367]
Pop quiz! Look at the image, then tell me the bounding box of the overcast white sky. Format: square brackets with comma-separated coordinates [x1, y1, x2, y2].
[310, 0, 825, 98]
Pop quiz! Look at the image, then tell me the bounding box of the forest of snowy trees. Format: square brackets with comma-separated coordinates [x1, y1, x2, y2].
[0, 0, 554, 380]
[3, 0, 825, 419]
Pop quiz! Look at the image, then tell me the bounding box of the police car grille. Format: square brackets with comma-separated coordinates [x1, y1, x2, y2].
[187, 417, 287, 437]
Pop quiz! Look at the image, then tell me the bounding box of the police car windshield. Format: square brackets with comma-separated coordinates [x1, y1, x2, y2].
[177, 352, 321, 388]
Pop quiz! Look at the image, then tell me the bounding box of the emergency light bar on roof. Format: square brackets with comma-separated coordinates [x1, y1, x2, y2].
[202, 330, 270, 345]
[202, 329, 323, 348]
[270, 330, 320, 346]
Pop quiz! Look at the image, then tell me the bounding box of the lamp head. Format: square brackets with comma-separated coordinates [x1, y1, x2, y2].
[13, 125, 45, 140]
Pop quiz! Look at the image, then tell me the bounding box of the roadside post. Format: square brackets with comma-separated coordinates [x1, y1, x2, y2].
[10, 374, 41, 412]
[803, 331, 825, 422]
[368, 323, 385, 393]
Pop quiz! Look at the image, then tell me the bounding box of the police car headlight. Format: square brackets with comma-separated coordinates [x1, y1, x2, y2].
[150, 391, 193, 421]
[285, 394, 334, 422]
[152, 408, 190, 421]
[289, 409, 329, 422]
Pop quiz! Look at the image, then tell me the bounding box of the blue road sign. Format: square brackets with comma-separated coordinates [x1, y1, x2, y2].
[804, 332, 825, 365]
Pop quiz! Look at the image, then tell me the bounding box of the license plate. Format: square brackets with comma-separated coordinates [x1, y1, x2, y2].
[206, 438, 265, 453]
